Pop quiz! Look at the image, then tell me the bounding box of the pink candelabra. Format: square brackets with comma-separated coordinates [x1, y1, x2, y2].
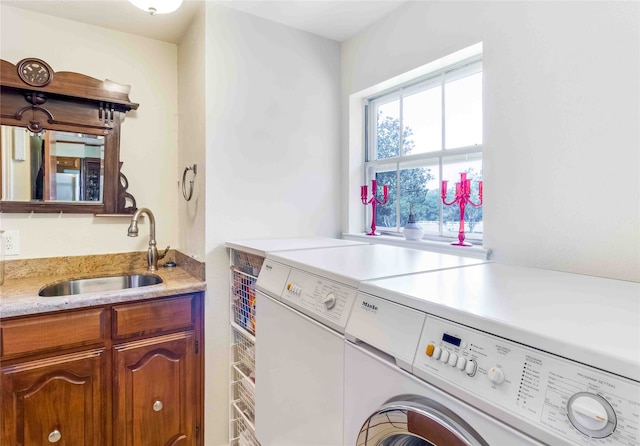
[441, 172, 483, 246]
[361, 179, 388, 236]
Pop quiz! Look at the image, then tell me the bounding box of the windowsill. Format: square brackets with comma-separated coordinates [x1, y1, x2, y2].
[342, 233, 492, 260]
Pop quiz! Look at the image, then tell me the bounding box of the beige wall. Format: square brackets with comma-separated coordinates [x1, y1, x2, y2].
[0, 5, 179, 259]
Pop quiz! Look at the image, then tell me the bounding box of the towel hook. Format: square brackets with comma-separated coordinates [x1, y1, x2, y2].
[182, 164, 197, 201]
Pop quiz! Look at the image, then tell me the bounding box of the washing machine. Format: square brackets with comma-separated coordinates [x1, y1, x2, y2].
[344, 262, 640, 446]
[254, 244, 488, 446]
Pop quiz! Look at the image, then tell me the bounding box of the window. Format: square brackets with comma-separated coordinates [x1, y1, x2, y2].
[364, 57, 483, 242]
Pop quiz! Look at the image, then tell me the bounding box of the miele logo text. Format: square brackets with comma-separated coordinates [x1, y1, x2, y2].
[361, 301, 378, 312]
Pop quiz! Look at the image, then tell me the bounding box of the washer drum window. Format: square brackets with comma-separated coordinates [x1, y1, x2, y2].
[356, 395, 489, 446]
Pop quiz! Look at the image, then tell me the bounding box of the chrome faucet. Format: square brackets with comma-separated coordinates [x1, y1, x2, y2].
[127, 207, 169, 272]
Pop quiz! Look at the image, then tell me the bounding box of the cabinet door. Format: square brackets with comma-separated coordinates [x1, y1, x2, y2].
[1, 349, 105, 446]
[114, 331, 196, 446]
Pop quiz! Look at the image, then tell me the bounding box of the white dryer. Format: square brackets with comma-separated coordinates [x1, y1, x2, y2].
[255, 244, 487, 446]
[344, 263, 640, 446]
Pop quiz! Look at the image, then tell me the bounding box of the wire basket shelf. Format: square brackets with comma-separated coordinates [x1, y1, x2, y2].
[232, 364, 255, 421]
[231, 403, 259, 446]
[232, 325, 256, 373]
[234, 251, 264, 276]
[232, 268, 258, 335]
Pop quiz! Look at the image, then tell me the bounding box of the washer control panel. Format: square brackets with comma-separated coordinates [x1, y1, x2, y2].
[413, 315, 640, 445]
[279, 268, 358, 334]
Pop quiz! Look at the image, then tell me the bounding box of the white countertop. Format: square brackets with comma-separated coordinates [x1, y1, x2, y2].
[225, 237, 365, 257]
[268, 244, 488, 287]
[359, 263, 640, 381]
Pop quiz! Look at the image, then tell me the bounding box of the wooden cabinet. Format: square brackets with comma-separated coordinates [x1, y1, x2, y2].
[112, 295, 200, 446]
[0, 292, 204, 446]
[1, 348, 105, 446]
[114, 332, 197, 446]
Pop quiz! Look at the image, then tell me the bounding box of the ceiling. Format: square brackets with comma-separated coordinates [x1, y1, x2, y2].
[1, 0, 407, 44]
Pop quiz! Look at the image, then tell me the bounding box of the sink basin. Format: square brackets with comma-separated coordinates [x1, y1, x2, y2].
[39, 274, 163, 297]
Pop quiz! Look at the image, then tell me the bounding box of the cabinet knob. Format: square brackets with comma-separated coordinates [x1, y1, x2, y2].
[48, 429, 62, 443]
[153, 400, 164, 412]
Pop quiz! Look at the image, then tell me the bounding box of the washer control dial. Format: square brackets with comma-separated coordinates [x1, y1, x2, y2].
[323, 292, 336, 309]
[488, 366, 505, 385]
[567, 392, 617, 438]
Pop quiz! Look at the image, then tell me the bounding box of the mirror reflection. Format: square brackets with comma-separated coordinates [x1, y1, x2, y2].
[1, 125, 105, 203]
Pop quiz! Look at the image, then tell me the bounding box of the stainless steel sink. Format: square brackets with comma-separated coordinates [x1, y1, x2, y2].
[39, 274, 163, 297]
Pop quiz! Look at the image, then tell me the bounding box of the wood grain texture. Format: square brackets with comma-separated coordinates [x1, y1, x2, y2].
[1, 59, 138, 108]
[0, 57, 138, 214]
[0, 292, 204, 446]
[114, 332, 196, 446]
[0, 308, 105, 357]
[1, 348, 105, 445]
[112, 295, 195, 339]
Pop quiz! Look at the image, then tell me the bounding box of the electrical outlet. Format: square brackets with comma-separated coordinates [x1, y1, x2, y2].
[3, 230, 20, 256]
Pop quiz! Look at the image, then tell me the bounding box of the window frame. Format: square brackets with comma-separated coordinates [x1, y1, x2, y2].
[363, 56, 483, 241]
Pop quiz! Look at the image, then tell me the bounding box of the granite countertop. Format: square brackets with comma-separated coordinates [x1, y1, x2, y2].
[1, 253, 206, 319]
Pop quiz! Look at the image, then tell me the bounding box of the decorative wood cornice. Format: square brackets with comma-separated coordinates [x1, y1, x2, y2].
[1, 59, 139, 110]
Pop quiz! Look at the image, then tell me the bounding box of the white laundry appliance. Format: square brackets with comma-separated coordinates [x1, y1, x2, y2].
[344, 262, 640, 446]
[225, 237, 366, 443]
[254, 244, 488, 446]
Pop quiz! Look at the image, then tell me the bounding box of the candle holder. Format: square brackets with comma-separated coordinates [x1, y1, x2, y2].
[441, 172, 483, 246]
[361, 179, 388, 236]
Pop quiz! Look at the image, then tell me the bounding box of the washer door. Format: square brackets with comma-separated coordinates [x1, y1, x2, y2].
[357, 395, 489, 446]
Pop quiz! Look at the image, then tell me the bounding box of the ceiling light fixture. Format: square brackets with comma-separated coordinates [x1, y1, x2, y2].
[128, 0, 183, 15]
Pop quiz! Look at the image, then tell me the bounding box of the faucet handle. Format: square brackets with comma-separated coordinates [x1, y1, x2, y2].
[159, 245, 170, 260]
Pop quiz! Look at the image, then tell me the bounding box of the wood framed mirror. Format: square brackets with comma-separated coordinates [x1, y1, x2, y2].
[0, 58, 139, 214]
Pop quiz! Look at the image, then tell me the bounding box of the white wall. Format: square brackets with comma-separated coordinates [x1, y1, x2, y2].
[178, 6, 206, 261]
[343, 1, 639, 282]
[0, 5, 179, 259]
[203, 3, 341, 444]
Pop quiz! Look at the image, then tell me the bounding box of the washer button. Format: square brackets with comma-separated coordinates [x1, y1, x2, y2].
[465, 360, 477, 376]
[426, 344, 435, 357]
[433, 347, 442, 360]
[456, 356, 467, 370]
[448, 353, 458, 367]
[440, 350, 450, 363]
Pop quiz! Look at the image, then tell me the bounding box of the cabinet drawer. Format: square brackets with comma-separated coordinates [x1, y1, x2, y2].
[0, 308, 106, 358]
[113, 295, 195, 339]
